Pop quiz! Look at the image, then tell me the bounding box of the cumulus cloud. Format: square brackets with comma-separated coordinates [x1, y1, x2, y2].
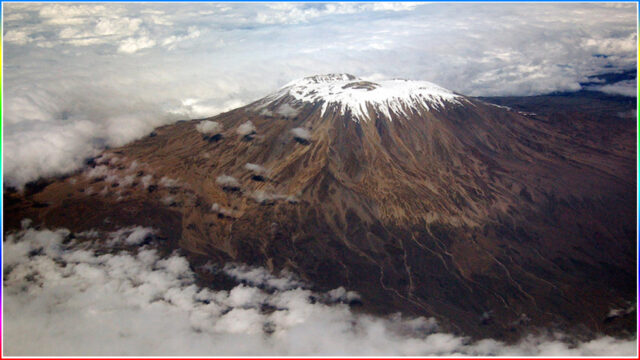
[2, 3, 637, 187]
[276, 103, 300, 117]
[216, 175, 241, 190]
[606, 304, 636, 319]
[4, 29, 31, 44]
[290, 127, 311, 142]
[237, 121, 257, 137]
[159, 176, 180, 188]
[195, 120, 223, 135]
[252, 190, 297, 205]
[224, 263, 303, 291]
[160, 195, 177, 206]
[3, 225, 637, 356]
[210, 203, 237, 218]
[140, 174, 154, 189]
[244, 162, 267, 175]
[118, 36, 156, 54]
[108, 226, 156, 246]
[162, 26, 201, 50]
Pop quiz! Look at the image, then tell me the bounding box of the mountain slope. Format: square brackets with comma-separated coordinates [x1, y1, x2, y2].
[4, 74, 636, 340]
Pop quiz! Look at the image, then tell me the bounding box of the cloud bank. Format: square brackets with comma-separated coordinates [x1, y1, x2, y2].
[3, 3, 637, 187]
[586, 79, 638, 97]
[3, 225, 636, 356]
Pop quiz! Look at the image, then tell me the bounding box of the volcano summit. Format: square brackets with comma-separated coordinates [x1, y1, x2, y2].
[5, 74, 636, 340]
[260, 73, 464, 121]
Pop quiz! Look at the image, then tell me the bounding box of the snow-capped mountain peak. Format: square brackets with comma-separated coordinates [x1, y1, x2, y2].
[262, 73, 464, 122]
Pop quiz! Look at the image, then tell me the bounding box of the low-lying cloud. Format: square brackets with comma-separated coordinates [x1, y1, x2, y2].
[216, 174, 241, 189]
[3, 225, 636, 356]
[195, 120, 223, 135]
[586, 79, 638, 97]
[291, 127, 312, 141]
[237, 120, 257, 137]
[210, 202, 237, 218]
[244, 162, 268, 175]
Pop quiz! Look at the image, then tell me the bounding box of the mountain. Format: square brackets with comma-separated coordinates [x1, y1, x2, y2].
[4, 74, 636, 340]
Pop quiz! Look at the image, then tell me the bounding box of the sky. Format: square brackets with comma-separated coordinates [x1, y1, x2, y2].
[2, 2, 637, 188]
[3, 224, 637, 356]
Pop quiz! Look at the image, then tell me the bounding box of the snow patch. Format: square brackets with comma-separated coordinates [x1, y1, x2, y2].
[262, 74, 463, 122]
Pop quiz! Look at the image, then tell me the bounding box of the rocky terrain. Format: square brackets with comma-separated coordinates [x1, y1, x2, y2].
[4, 74, 636, 340]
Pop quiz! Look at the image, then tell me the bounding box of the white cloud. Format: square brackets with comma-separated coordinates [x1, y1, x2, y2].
[140, 174, 154, 189]
[216, 174, 241, 189]
[195, 120, 223, 135]
[4, 120, 102, 188]
[3, 29, 31, 44]
[251, 190, 296, 205]
[161, 26, 201, 50]
[210, 203, 237, 218]
[118, 36, 156, 54]
[244, 162, 267, 175]
[236, 120, 257, 136]
[108, 226, 155, 245]
[290, 127, 311, 141]
[276, 103, 300, 117]
[38, 4, 110, 25]
[367, 3, 421, 12]
[3, 225, 637, 356]
[3, 12, 27, 22]
[95, 17, 142, 36]
[160, 195, 176, 205]
[224, 263, 302, 291]
[255, 3, 421, 25]
[159, 176, 180, 188]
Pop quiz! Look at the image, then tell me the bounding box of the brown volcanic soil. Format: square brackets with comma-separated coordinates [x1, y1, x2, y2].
[4, 93, 636, 341]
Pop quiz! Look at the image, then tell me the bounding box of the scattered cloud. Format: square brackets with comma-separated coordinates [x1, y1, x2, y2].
[210, 203, 237, 218]
[252, 190, 297, 205]
[118, 36, 156, 54]
[4, 29, 31, 44]
[140, 174, 154, 189]
[291, 127, 312, 141]
[237, 120, 257, 137]
[3, 225, 637, 356]
[244, 163, 267, 175]
[162, 26, 201, 50]
[160, 195, 176, 206]
[108, 226, 156, 246]
[159, 176, 180, 188]
[216, 175, 241, 190]
[607, 304, 637, 319]
[195, 120, 223, 135]
[276, 103, 300, 117]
